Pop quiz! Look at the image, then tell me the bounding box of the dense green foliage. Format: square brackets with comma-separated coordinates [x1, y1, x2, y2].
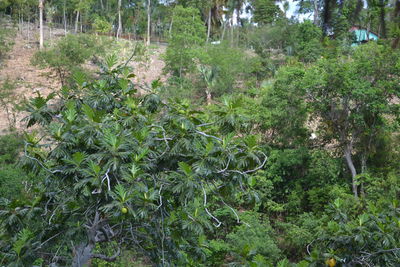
[0, 57, 268, 266]
[1, 0, 400, 266]
[164, 5, 206, 77]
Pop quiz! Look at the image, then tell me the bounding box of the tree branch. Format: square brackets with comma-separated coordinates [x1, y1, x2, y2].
[91, 247, 121, 262]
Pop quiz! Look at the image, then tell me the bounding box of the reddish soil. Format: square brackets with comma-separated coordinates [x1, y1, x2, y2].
[0, 25, 166, 134]
[0, 27, 60, 134]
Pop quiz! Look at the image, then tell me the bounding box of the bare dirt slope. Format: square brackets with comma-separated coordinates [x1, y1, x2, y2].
[0, 27, 166, 134]
[0, 29, 60, 134]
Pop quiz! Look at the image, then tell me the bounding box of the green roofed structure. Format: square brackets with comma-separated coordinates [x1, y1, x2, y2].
[350, 26, 379, 46]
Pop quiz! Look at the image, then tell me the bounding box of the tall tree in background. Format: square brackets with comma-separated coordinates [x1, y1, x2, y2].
[313, 0, 319, 24]
[117, 0, 122, 39]
[74, 0, 80, 33]
[39, 0, 44, 49]
[303, 44, 400, 197]
[147, 0, 151, 45]
[251, 0, 280, 25]
[379, 0, 387, 37]
[206, 1, 212, 42]
[321, 0, 332, 33]
[391, 0, 400, 48]
[165, 5, 206, 77]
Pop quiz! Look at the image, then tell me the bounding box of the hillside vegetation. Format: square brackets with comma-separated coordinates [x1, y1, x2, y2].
[0, 1, 400, 266]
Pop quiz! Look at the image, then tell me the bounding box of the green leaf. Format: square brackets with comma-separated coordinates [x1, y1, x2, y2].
[248, 176, 257, 187]
[178, 162, 192, 176]
[105, 54, 118, 69]
[82, 104, 95, 121]
[72, 152, 85, 166]
[72, 70, 86, 87]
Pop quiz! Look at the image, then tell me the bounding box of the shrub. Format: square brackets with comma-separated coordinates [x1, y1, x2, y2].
[0, 133, 33, 200]
[0, 27, 15, 65]
[294, 21, 323, 62]
[309, 199, 400, 266]
[226, 212, 281, 264]
[164, 5, 206, 78]
[0, 78, 18, 130]
[31, 34, 102, 85]
[92, 16, 112, 34]
[198, 43, 254, 97]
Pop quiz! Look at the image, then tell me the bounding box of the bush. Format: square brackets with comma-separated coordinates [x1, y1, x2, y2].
[164, 5, 206, 78]
[0, 133, 23, 164]
[0, 133, 33, 200]
[0, 78, 18, 130]
[31, 34, 103, 85]
[0, 27, 15, 64]
[198, 43, 255, 96]
[294, 21, 323, 62]
[226, 212, 281, 264]
[309, 199, 400, 266]
[92, 16, 112, 34]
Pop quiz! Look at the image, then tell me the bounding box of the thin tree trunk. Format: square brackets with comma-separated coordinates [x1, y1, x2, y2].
[344, 143, 358, 198]
[39, 0, 44, 49]
[392, 0, 400, 48]
[207, 8, 212, 42]
[360, 153, 367, 197]
[117, 0, 122, 39]
[63, 0, 67, 36]
[322, 0, 332, 34]
[75, 10, 80, 33]
[169, 17, 173, 38]
[80, 11, 83, 33]
[21, 14, 24, 36]
[147, 0, 151, 45]
[221, 20, 227, 41]
[379, 0, 386, 38]
[27, 15, 30, 43]
[230, 15, 234, 46]
[313, 0, 319, 25]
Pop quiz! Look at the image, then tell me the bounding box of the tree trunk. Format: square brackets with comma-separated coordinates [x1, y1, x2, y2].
[379, 0, 386, 38]
[63, 0, 67, 36]
[313, 0, 319, 25]
[75, 10, 80, 33]
[117, 0, 122, 39]
[147, 0, 151, 45]
[80, 11, 83, 33]
[391, 0, 400, 48]
[72, 243, 94, 267]
[27, 14, 30, 43]
[207, 8, 212, 42]
[39, 0, 44, 49]
[344, 143, 358, 198]
[322, 0, 332, 34]
[230, 16, 234, 46]
[21, 14, 24, 36]
[221, 21, 227, 41]
[360, 153, 367, 198]
[168, 17, 173, 38]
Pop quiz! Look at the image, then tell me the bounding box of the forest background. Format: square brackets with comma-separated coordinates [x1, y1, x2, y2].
[0, 0, 400, 266]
